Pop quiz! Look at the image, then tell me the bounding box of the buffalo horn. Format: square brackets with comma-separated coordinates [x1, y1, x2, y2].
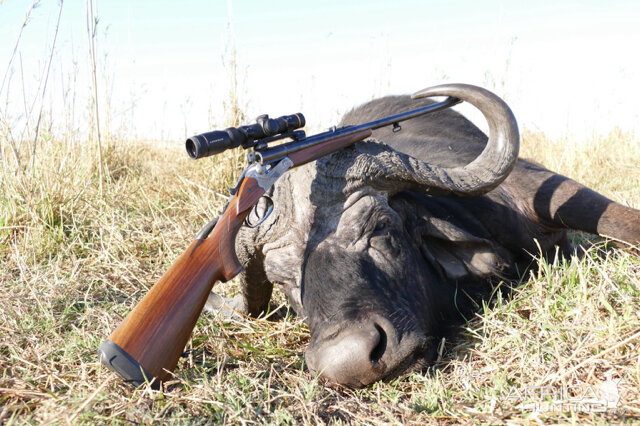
[344, 84, 520, 197]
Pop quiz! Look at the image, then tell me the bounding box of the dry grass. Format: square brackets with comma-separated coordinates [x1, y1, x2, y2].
[1, 130, 639, 424]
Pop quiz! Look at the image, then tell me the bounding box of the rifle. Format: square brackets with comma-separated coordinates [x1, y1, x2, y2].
[98, 94, 461, 387]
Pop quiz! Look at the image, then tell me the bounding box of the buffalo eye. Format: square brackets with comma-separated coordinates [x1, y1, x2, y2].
[373, 217, 391, 233]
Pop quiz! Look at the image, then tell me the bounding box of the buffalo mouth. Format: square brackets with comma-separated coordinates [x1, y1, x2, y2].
[304, 313, 437, 387]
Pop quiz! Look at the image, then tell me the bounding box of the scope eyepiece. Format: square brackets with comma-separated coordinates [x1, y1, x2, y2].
[186, 113, 305, 159]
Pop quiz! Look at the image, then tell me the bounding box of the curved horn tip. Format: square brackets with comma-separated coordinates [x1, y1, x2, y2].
[411, 83, 500, 102]
[403, 82, 520, 197]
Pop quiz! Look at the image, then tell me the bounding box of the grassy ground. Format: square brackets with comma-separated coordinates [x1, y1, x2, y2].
[1, 129, 639, 424]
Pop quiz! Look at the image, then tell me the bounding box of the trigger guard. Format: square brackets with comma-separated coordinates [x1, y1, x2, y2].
[244, 195, 274, 228]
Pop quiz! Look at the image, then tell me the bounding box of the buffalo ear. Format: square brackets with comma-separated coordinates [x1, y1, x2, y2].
[390, 192, 511, 283]
[420, 236, 503, 282]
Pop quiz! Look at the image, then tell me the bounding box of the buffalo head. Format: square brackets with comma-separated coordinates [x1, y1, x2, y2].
[222, 84, 523, 387]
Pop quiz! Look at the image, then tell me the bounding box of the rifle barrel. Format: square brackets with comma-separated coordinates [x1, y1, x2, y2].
[255, 97, 460, 164]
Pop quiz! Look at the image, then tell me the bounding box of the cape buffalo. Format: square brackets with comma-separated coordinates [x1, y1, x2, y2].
[207, 84, 640, 387]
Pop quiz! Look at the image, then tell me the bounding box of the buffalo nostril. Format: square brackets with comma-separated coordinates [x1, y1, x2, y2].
[370, 324, 387, 366]
[305, 320, 394, 387]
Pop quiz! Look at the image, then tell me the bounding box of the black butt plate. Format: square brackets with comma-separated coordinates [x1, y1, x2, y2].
[98, 340, 158, 388]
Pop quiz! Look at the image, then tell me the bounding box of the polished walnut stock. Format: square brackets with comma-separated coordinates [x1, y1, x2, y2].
[98, 130, 372, 387]
[98, 174, 265, 386]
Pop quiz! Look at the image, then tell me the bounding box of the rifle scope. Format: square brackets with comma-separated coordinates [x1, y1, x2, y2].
[186, 113, 305, 159]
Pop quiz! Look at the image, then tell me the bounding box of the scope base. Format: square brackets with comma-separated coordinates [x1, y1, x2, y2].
[244, 130, 306, 151]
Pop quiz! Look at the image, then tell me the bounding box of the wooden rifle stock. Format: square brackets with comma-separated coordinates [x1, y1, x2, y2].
[98, 174, 265, 386]
[98, 129, 372, 387]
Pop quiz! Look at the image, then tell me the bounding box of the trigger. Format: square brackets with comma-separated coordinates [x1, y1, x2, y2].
[244, 195, 274, 228]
